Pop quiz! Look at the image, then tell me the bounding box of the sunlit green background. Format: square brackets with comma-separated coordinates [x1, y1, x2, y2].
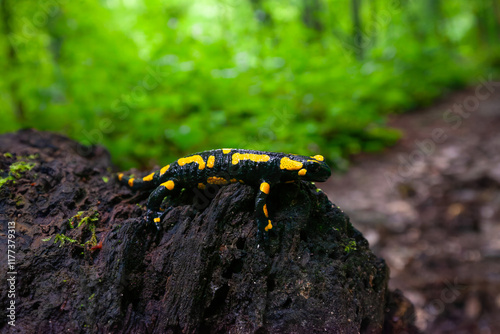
[1, 0, 499, 169]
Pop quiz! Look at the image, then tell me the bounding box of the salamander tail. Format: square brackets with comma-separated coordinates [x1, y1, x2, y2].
[117, 172, 155, 190]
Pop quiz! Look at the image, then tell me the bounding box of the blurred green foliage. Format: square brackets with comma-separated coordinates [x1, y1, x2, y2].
[1, 0, 499, 169]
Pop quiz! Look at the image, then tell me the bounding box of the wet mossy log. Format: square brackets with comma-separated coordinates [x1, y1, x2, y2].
[0, 130, 418, 333]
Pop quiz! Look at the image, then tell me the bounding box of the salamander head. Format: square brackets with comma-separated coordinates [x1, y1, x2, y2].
[278, 154, 331, 182]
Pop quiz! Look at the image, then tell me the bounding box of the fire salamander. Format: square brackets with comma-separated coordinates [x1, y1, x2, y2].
[118, 149, 331, 238]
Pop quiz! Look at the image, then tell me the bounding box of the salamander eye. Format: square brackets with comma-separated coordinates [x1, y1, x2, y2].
[307, 162, 321, 173]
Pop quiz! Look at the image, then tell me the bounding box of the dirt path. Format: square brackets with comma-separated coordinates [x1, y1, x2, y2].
[322, 83, 500, 333]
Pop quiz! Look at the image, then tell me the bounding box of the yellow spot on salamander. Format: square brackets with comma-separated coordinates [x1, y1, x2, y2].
[198, 183, 206, 189]
[207, 176, 228, 185]
[263, 204, 268, 218]
[143, 173, 154, 182]
[128, 178, 134, 187]
[118, 173, 124, 181]
[311, 155, 324, 161]
[161, 180, 175, 190]
[153, 217, 161, 223]
[298, 169, 307, 176]
[265, 220, 273, 231]
[280, 157, 303, 170]
[260, 182, 270, 194]
[178, 155, 206, 170]
[160, 165, 170, 176]
[222, 149, 231, 154]
[232, 153, 270, 165]
[207, 155, 215, 168]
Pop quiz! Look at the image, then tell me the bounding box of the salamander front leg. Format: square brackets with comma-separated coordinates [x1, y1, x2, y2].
[255, 181, 273, 240]
[146, 180, 178, 230]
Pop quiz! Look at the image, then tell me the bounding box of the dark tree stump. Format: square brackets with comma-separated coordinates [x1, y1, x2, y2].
[0, 129, 419, 333]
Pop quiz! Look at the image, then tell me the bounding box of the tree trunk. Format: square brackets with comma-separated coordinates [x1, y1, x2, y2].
[0, 129, 420, 333]
[0, 0, 26, 122]
[302, 0, 323, 32]
[351, 0, 363, 60]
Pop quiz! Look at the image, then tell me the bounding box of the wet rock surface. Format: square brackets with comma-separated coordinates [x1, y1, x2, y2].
[0, 129, 416, 333]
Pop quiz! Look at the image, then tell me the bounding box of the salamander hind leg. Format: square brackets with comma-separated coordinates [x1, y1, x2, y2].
[255, 181, 273, 241]
[146, 179, 179, 230]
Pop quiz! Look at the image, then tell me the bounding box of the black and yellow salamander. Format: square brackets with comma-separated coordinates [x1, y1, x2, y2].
[118, 149, 331, 238]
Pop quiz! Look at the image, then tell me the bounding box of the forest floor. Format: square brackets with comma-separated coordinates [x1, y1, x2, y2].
[322, 83, 500, 333]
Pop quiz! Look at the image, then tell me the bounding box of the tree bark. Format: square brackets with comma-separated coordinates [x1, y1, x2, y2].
[0, 129, 419, 333]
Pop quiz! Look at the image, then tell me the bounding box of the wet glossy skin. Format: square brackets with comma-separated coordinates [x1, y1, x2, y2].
[118, 149, 332, 237]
